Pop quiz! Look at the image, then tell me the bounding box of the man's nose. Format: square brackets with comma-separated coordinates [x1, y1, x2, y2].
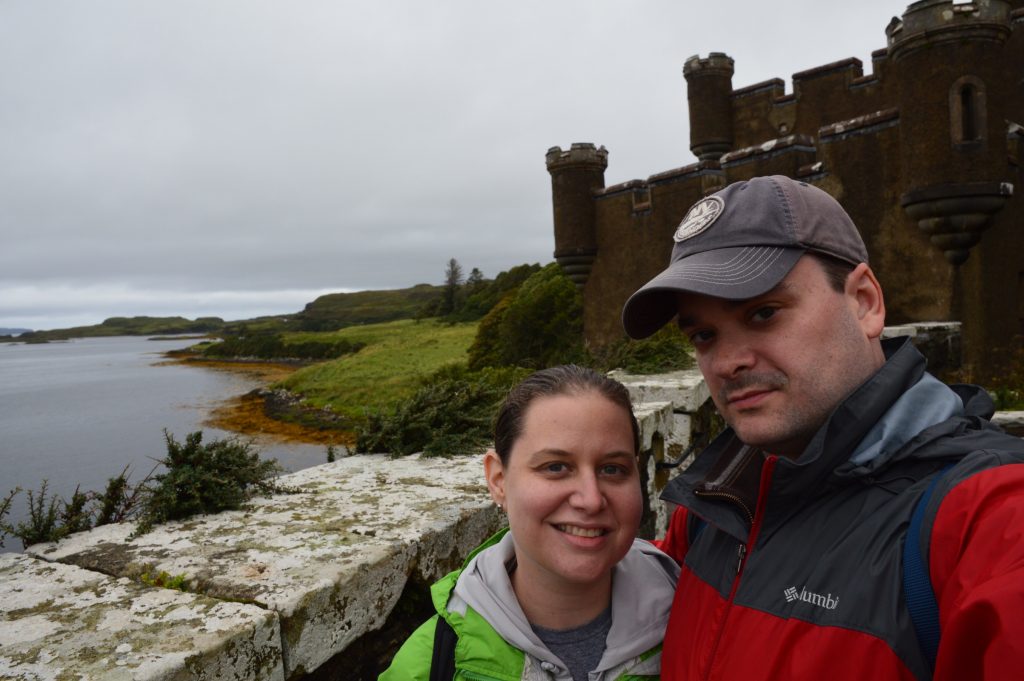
[708, 335, 755, 378]
[569, 471, 607, 513]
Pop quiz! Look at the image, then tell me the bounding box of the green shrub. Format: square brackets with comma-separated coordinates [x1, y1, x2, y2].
[0, 482, 95, 548]
[1, 430, 289, 546]
[356, 365, 529, 457]
[137, 430, 285, 532]
[202, 334, 364, 361]
[94, 467, 141, 527]
[13, 481, 63, 547]
[0, 488, 20, 549]
[139, 570, 190, 591]
[466, 295, 513, 370]
[467, 263, 585, 371]
[991, 387, 1024, 411]
[447, 263, 542, 322]
[60, 486, 92, 536]
[596, 325, 695, 374]
[985, 345, 1024, 410]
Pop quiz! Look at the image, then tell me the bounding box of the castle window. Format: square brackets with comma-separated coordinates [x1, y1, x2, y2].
[960, 85, 977, 141]
[950, 76, 987, 148]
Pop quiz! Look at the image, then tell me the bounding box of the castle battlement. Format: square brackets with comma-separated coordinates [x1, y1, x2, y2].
[547, 0, 1023, 381]
[682, 52, 734, 76]
[888, 0, 1013, 58]
[545, 143, 608, 171]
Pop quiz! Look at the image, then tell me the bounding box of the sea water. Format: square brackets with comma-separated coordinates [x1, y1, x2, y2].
[0, 335, 330, 552]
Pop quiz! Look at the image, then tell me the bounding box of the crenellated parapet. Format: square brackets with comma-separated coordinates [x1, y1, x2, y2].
[545, 142, 609, 172]
[887, 0, 1014, 60]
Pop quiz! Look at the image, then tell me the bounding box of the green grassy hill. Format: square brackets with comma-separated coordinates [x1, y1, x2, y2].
[4, 284, 447, 342]
[278, 318, 478, 419]
[6, 316, 227, 342]
[295, 284, 442, 331]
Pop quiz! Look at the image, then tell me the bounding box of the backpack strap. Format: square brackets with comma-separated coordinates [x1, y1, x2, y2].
[429, 616, 457, 681]
[903, 462, 955, 673]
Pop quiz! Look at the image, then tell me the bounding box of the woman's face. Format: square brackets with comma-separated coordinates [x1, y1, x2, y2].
[485, 390, 643, 592]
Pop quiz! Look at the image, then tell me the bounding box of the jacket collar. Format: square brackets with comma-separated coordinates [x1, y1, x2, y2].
[661, 336, 985, 540]
[447, 530, 678, 675]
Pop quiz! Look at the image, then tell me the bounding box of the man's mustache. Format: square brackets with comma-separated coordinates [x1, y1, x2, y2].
[718, 372, 789, 405]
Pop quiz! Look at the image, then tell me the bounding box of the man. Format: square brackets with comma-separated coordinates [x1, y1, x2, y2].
[621, 175, 1024, 680]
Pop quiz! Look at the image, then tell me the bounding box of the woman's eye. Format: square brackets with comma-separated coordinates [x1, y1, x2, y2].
[544, 462, 568, 473]
[599, 464, 630, 477]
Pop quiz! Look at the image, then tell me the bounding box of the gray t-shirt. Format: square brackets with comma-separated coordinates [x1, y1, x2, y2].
[530, 606, 612, 681]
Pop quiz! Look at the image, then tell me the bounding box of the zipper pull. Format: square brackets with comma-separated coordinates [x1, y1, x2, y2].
[736, 543, 747, 574]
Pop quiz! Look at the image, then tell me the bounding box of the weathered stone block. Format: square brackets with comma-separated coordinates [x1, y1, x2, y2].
[26, 454, 504, 679]
[992, 411, 1024, 438]
[0, 552, 283, 681]
[609, 367, 710, 415]
[882, 321, 962, 379]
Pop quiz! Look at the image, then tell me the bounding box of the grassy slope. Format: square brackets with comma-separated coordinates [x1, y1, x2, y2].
[278, 318, 478, 418]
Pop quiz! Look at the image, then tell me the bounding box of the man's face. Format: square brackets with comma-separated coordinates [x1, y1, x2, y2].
[676, 256, 883, 458]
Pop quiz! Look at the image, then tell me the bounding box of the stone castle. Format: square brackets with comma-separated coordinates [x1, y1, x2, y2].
[548, 0, 1023, 382]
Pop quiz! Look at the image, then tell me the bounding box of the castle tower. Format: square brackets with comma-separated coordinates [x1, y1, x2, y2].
[683, 53, 735, 162]
[546, 143, 608, 286]
[888, 0, 1014, 265]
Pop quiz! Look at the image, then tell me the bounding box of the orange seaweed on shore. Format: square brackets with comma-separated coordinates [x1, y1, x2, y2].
[206, 391, 354, 446]
[164, 353, 354, 446]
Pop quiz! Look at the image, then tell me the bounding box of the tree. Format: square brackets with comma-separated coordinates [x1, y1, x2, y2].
[467, 263, 586, 370]
[440, 258, 464, 315]
[466, 267, 485, 291]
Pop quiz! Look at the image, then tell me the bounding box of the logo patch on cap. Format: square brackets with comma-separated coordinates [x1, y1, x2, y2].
[673, 196, 724, 242]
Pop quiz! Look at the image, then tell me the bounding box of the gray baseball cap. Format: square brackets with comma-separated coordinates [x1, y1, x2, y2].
[621, 175, 868, 339]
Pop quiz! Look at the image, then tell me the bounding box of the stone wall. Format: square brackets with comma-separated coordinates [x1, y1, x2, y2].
[0, 387, 707, 681]
[3, 454, 507, 681]
[3, 361, 1020, 679]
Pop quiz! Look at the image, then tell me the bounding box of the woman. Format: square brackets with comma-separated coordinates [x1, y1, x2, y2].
[380, 365, 679, 681]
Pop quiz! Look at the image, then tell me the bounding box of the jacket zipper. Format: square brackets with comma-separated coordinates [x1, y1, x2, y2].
[693, 490, 755, 526]
[701, 455, 777, 681]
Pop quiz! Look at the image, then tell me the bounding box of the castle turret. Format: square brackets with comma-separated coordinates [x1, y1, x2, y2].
[888, 0, 1015, 264]
[546, 143, 608, 286]
[684, 53, 735, 162]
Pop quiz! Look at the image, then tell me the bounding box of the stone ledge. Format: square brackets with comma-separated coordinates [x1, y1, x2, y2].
[0, 552, 283, 681]
[609, 367, 710, 414]
[993, 411, 1024, 437]
[633, 400, 675, 451]
[26, 454, 504, 679]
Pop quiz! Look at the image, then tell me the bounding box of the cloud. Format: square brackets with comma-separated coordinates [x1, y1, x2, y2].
[0, 0, 902, 330]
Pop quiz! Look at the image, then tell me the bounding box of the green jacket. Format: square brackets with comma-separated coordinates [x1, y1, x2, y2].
[379, 529, 678, 681]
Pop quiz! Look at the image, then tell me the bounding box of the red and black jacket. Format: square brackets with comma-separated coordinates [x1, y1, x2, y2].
[655, 338, 1024, 680]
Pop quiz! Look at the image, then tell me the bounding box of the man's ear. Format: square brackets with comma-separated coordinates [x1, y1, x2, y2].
[483, 449, 506, 507]
[846, 263, 886, 339]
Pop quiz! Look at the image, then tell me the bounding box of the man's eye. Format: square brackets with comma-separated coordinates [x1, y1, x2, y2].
[689, 329, 714, 345]
[599, 464, 629, 476]
[751, 307, 777, 322]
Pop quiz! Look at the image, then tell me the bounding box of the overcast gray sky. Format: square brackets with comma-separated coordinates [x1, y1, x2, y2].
[1, 1, 904, 331]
